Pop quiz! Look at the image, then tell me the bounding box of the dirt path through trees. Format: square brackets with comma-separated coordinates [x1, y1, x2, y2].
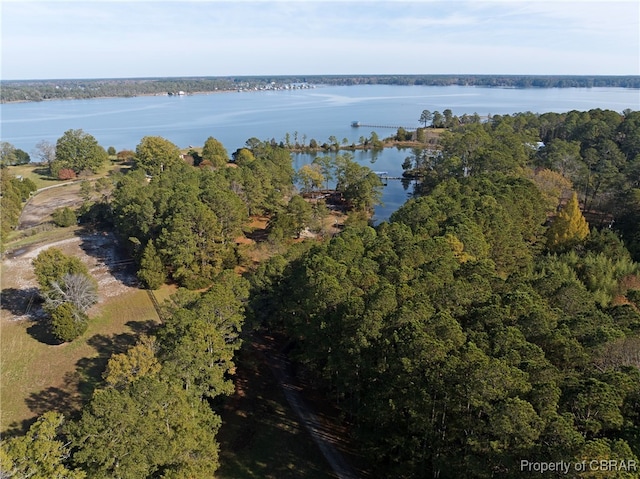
[260, 335, 360, 479]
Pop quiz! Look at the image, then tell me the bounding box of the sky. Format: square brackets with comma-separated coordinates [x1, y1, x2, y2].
[1, 0, 639, 80]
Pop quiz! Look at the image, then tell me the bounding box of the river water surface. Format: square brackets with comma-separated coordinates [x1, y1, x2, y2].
[2, 84, 638, 221]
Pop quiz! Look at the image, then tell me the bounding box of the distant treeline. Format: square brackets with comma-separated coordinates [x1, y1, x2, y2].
[2, 75, 639, 103]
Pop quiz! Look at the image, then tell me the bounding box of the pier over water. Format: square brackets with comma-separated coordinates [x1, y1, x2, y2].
[351, 121, 415, 130]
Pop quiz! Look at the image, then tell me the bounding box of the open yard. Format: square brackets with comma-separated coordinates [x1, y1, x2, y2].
[0, 231, 162, 433]
[16, 182, 85, 230]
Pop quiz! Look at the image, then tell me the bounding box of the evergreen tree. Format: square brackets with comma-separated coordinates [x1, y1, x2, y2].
[137, 240, 166, 289]
[0, 412, 86, 479]
[49, 302, 89, 342]
[68, 377, 220, 478]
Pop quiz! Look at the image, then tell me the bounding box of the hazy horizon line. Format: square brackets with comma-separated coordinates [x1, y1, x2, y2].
[3, 73, 640, 83]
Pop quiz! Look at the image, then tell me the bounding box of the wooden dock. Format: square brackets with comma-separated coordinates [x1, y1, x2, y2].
[374, 171, 405, 180]
[352, 121, 414, 130]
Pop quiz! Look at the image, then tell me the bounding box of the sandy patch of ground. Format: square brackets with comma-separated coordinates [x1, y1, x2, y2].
[1, 232, 138, 322]
[18, 183, 84, 230]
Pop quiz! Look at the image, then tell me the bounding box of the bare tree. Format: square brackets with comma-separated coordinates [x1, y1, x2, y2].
[33, 139, 56, 171]
[45, 273, 98, 314]
[595, 337, 640, 371]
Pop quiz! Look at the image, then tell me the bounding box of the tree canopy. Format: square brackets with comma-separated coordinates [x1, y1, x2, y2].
[134, 136, 183, 175]
[33, 248, 98, 342]
[52, 129, 108, 176]
[4, 110, 640, 479]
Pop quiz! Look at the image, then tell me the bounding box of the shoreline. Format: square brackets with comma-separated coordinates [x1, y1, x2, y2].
[0, 84, 321, 105]
[0, 88, 249, 105]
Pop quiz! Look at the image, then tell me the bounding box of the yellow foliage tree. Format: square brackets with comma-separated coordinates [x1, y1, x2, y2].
[445, 233, 475, 263]
[527, 168, 573, 214]
[103, 336, 161, 389]
[546, 192, 589, 251]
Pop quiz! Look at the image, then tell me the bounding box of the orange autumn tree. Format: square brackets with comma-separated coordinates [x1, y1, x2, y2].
[546, 192, 589, 251]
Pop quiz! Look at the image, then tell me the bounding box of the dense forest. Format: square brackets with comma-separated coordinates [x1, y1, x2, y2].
[247, 109, 640, 478]
[1, 108, 640, 478]
[1, 75, 639, 102]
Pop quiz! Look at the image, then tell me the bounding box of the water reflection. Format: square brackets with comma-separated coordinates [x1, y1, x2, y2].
[292, 147, 419, 224]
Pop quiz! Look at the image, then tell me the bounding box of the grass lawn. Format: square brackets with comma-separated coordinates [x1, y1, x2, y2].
[7, 162, 127, 190]
[151, 283, 178, 306]
[0, 289, 159, 434]
[216, 340, 335, 479]
[6, 225, 79, 252]
[7, 164, 66, 190]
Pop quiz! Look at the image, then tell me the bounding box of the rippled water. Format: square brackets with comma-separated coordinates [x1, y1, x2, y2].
[2, 84, 638, 221]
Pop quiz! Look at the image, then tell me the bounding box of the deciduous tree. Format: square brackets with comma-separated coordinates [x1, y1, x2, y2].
[134, 136, 182, 175]
[103, 336, 161, 389]
[547, 192, 589, 251]
[201, 136, 228, 168]
[297, 163, 325, 193]
[52, 129, 108, 176]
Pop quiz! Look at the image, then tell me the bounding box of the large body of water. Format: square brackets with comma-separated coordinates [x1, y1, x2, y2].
[2, 84, 638, 221]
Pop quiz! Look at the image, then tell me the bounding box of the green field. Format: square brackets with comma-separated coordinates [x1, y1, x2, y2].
[7, 161, 127, 190]
[0, 289, 159, 434]
[6, 164, 66, 190]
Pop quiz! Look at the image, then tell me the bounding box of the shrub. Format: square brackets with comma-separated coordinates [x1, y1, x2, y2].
[52, 206, 77, 227]
[57, 168, 77, 180]
[49, 302, 88, 342]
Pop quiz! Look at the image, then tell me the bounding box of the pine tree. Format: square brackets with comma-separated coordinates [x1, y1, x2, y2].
[0, 412, 86, 478]
[138, 240, 166, 289]
[546, 192, 589, 251]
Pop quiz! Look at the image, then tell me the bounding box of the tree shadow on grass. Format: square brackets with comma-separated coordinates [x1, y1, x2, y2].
[14, 319, 161, 436]
[32, 167, 55, 179]
[2, 417, 39, 439]
[125, 319, 159, 337]
[26, 319, 62, 345]
[74, 320, 159, 399]
[1, 287, 63, 345]
[1, 287, 40, 317]
[25, 371, 84, 419]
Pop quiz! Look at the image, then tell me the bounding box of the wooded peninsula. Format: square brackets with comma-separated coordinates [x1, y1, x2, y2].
[1, 74, 639, 103]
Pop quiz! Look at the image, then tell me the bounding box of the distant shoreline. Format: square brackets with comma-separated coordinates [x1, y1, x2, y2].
[2, 74, 639, 104]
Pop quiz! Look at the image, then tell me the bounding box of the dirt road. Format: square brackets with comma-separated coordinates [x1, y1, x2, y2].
[262, 337, 360, 479]
[18, 182, 84, 230]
